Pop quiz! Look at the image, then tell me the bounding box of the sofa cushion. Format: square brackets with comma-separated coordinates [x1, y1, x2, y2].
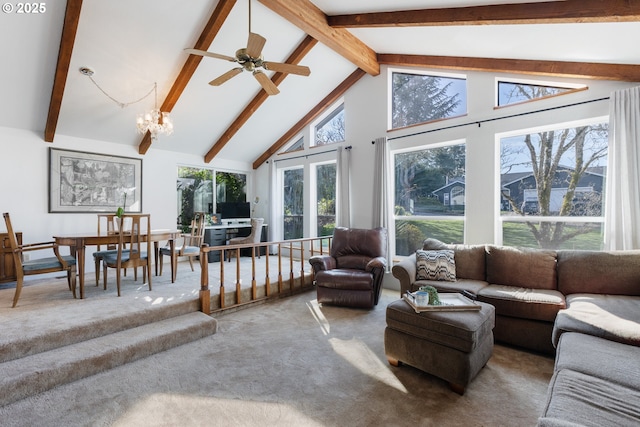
[478, 284, 565, 322]
[539, 368, 640, 427]
[486, 245, 557, 290]
[555, 332, 640, 390]
[415, 249, 456, 281]
[552, 294, 640, 347]
[557, 250, 640, 296]
[422, 238, 486, 281]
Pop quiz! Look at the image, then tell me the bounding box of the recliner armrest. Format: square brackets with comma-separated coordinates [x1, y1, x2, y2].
[309, 255, 336, 272]
[366, 256, 387, 272]
[391, 254, 417, 296]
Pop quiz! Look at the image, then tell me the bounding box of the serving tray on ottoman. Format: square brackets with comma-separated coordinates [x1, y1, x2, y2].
[404, 292, 481, 313]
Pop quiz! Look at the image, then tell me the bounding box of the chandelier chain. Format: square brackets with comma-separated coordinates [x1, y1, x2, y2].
[86, 75, 157, 109]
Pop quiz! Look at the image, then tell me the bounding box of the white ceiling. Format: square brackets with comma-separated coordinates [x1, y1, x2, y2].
[2, 0, 639, 166]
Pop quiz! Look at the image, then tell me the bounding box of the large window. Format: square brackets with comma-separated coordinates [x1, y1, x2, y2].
[499, 120, 608, 249]
[314, 162, 336, 237]
[177, 167, 213, 231]
[391, 71, 466, 129]
[177, 167, 246, 231]
[215, 171, 246, 204]
[283, 167, 304, 240]
[393, 142, 466, 255]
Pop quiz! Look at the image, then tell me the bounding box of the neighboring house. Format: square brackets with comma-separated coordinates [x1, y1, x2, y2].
[430, 179, 466, 209]
[501, 166, 605, 213]
[427, 167, 605, 214]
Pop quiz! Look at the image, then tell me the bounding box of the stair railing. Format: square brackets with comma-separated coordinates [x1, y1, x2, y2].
[199, 236, 332, 314]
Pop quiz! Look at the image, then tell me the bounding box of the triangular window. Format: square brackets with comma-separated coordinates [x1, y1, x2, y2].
[497, 80, 587, 107]
[283, 136, 304, 153]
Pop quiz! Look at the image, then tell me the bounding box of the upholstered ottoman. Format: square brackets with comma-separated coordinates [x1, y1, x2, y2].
[384, 298, 495, 394]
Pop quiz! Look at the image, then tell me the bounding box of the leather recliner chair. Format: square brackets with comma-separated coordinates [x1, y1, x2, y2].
[309, 227, 388, 309]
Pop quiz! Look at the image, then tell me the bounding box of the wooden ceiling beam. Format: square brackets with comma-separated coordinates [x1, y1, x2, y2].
[328, 0, 640, 28]
[138, 0, 237, 154]
[378, 53, 640, 82]
[44, 0, 83, 143]
[258, 0, 379, 76]
[204, 36, 318, 163]
[252, 68, 366, 170]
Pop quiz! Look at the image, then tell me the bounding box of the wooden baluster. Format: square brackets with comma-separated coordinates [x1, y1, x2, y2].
[235, 248, 241, 304]
[220, 250, 225, 309]
[200, 245, 210, 315]
[289, 241, 294, 292]
[251, 245, 257, 299]
[300, 242, 305, 287]
[277, 243, 283, 293]
[265, 248, 270, 296]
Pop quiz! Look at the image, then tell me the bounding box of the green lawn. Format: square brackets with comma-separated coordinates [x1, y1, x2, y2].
[395, 219, 603, 254]
[502, 222, 603, 250]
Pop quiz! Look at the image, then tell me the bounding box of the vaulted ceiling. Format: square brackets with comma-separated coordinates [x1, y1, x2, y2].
[3, 0, 640, 169]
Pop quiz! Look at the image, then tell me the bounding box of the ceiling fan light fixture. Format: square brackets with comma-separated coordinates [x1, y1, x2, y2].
[183, 0, 309, 96]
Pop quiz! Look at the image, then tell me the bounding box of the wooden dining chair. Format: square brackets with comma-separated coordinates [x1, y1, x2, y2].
[159, 212, 205, 281]
[93, 214, 131, 287]
[3, 212, 77, 307]
[102, 214, 151, 296]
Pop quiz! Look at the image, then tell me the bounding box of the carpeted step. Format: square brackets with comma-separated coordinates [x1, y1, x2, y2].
[0, 298, 199, 364]
[0, 312, 217, 407]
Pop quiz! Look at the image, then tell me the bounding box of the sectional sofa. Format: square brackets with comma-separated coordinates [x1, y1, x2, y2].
[392, 238, 640, 426]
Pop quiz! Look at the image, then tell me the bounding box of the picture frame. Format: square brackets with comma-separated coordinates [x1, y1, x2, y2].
[48, 148, 142, 213]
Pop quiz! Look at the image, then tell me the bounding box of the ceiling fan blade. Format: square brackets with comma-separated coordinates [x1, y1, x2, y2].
[209, 68, 243, 86]
[246, 32, 266, 59]
[262, 62, 311, 76]
[253, 70, 279, 95]
[184, 48, 236, 62]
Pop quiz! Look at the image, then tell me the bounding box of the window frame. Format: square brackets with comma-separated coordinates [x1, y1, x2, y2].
[390, 139, 467, 256]
[495, 117, 608, 249]
[312, 102, 345, 147]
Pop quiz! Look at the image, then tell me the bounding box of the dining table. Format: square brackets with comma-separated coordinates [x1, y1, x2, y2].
[53, 229, 181, 299]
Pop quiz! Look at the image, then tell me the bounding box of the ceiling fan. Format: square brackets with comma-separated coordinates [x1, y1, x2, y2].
[185, 1, 310, 95]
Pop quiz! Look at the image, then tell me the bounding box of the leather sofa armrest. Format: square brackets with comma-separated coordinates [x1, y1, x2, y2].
[309, 255, 336, 273]
[392, 254, 417, 296]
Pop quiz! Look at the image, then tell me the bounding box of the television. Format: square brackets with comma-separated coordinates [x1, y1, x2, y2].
[216, 202, 250, 219]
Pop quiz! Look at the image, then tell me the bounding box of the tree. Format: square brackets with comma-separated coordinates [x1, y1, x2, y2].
[395, 145, 465, 213]
[315, 109, 345, 145]
[392, 73, 463, 129]
[216, 172, 246, 202]
[500, 86, 608, 249]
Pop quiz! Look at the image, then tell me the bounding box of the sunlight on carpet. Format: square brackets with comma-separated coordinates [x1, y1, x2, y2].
[111, 393, 325, 427]
[306, 299, 330, 335]
[329, 337, 409, 394]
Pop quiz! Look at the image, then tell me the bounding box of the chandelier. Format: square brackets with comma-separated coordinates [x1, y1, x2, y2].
[136, 83, 173, 140]
[79, 67, 174, 140]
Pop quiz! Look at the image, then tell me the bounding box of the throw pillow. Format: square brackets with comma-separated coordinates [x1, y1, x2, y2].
[416, 249, 456, 282]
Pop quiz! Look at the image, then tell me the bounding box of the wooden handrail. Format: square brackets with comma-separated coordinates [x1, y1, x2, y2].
[199, 236, 332, 314]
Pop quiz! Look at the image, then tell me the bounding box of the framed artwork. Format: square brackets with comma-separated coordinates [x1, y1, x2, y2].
[49, 148, 142, 213]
